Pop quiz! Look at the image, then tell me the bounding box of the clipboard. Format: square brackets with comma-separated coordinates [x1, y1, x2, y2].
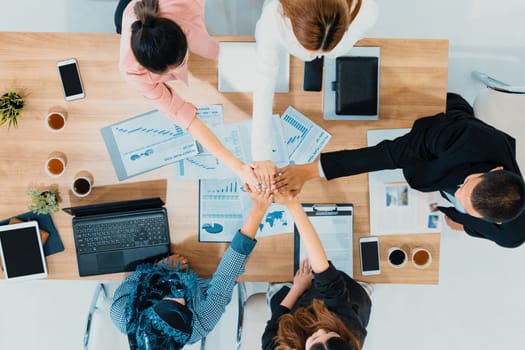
[294, 203, 354, 277]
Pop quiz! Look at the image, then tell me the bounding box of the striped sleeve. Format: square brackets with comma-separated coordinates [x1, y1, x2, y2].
[188, 231, 256, 343]
[110, 271, 142, 334]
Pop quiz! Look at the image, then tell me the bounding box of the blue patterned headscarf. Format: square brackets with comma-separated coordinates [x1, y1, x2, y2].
[125, 263, 198, 350]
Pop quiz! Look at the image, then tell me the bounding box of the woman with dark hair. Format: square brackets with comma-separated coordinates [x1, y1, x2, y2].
[110, 186, 273, 349]
[262, 192, 372, 350]
[116, 0, 258, 188]
[251, 0, 378, 190]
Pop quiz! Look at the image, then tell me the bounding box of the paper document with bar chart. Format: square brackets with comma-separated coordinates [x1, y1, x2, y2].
[198, 106, 332, 242]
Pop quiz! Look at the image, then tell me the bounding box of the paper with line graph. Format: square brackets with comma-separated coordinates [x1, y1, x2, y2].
[281, 106, 332, 164]
[175, 114, 289, 179]
[101, 109, 200, 180]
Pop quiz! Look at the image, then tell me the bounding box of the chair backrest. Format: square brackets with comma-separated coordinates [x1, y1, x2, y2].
[474, 87, 525, 170]
[83, 283, 130, 350]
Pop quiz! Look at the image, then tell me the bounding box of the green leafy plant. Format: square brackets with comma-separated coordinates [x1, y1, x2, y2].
[26, 186, 60, 215]
[0, 91, 24, 129]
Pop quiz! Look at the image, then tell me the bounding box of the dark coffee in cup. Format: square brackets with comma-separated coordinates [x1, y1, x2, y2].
[388, 247, 407, 268]
[71, 170, 94, 198]
[73, 178, 91, 195]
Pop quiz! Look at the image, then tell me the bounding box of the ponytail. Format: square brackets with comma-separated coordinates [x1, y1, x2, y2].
[130, 0, 188, 74]
[134, 0, 159, 25]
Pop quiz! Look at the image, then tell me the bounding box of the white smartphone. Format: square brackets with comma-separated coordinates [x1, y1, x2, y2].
[57, 58, 85, 101]
[359, 236, 381, 276]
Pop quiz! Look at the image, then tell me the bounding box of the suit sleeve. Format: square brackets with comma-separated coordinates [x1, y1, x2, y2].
[320, 121, 441, 180]
[439, 206, 524, 248]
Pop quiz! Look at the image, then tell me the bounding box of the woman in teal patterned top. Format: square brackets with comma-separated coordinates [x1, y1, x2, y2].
[110, 187, 272, 349]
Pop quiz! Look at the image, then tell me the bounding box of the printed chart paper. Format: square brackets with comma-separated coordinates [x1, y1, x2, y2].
[101, 110, 199, 180]
[199, 178, 293, 242]
[175, 114, 289, 179]
[281, 106, 332, 164]
[195, 106, 331, 242]
[368, 128, 441, 234]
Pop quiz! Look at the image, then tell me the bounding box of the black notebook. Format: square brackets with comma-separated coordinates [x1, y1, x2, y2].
[333, 56, 379, 116]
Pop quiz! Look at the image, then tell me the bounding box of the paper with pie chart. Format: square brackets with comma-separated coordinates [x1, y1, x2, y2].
[198, 178, 293, 242]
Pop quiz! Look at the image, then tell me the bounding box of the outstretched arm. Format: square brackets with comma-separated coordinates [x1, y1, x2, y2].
[274, 161, 320, 197]
[189, 189, 272, 342]
[240, 187, 273, 239]
[274, 193, 329, 273]
[188, 118, 259, 190]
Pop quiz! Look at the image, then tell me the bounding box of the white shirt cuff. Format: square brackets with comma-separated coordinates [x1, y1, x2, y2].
[318, 160, 326, 178]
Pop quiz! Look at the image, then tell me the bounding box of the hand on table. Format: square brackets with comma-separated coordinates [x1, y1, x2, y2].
[291, 258, 313, 294]
[253, 160, 278, 191]
[444, 215, 464, 231]
[159, 253, 189, 270]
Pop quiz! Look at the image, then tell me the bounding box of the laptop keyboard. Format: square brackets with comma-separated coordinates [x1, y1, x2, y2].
[75, 214, 168, 254]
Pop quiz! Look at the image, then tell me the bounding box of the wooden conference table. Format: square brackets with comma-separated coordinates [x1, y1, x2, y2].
[0, 33, 448, 283]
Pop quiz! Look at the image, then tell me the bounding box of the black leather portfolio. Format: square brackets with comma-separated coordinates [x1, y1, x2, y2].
[333, 56, 378, 115]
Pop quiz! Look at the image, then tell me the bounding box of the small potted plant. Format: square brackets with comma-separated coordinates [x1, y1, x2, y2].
[27, 186, 60, 215]
[0, 90, 25, 129]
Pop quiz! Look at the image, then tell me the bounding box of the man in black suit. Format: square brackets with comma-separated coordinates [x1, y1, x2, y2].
[275, 93, 525, 248]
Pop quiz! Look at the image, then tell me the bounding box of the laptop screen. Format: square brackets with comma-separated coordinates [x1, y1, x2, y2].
[62, 197, 164, 217]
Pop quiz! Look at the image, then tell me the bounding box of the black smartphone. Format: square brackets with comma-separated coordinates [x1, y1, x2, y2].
[359, 236, 381, 275]
[57, 58, 85, 101]
[303, 57, 324, 91]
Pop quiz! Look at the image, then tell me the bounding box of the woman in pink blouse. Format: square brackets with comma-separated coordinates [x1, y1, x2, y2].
[116, 0, 258, 187]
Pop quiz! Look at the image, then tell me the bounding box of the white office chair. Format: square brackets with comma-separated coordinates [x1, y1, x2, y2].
[235, 282, 270, 350]
[83, 283, 129, 350]
[472, 71, 525, 169]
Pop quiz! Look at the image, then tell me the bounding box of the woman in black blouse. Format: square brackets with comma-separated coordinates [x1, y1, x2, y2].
[262, 194, 372, 350]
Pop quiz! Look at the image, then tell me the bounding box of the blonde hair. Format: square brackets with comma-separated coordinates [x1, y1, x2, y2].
[275, 299, 362, 350]
[279, 0, 362, 52]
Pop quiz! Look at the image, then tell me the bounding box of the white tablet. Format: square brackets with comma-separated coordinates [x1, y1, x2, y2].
[0, 221, 48, 281]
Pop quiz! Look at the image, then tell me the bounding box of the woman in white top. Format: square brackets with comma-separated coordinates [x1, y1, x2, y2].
[252, 0, 379, 189]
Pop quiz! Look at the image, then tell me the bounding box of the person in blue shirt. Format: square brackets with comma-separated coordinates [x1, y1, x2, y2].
[110, 187, 272, 349]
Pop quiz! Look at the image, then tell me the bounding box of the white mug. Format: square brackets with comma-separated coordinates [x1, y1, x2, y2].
[45, 111, 67, 132]
[44, 151, 67, 177]
[411, 248, 432, 269]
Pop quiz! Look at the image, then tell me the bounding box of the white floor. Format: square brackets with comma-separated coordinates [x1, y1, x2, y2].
[1, 0, 525, 349]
